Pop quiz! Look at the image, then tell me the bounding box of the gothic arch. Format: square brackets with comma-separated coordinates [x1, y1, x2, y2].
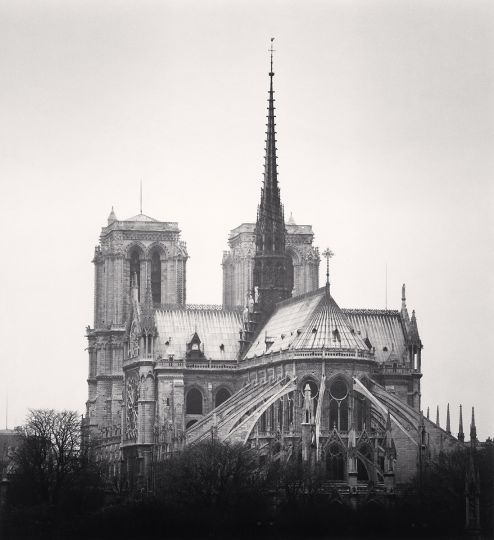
[125, 242, 146, 259]
[185, 386, 204, 415]
[146, 243, 169, 260]
[285, 245, 302, 266]
[214, 386, 233, 408]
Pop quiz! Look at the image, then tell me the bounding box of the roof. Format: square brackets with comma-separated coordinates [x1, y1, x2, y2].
[124, 213, 158, 222]
[155, 306, 242, 361]
[342, 309, 407, 363]
[244, 288, 370, 360]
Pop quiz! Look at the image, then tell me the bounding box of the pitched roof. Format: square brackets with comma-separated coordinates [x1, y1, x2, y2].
[342, 309, 407, 363]
[244, 288, 370, 360]
[154, 306, 242, 361]
[124, 213, 158, 222]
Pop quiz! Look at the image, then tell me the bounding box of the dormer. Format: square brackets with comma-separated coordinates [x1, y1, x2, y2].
[186, 332, 205, 360]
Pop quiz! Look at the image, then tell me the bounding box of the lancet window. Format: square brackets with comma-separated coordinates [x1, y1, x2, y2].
[151, 251, 161, 304]
[328, 377, 349, 431]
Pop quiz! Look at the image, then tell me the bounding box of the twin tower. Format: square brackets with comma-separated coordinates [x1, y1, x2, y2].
[86, 54, 319, 431]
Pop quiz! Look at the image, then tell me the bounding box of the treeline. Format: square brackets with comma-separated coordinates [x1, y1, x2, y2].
[2, 409, 493, 539]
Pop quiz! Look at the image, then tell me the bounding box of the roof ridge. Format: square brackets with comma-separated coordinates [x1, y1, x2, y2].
[156, 303, 243, 313]
[342, 308, 400, 316]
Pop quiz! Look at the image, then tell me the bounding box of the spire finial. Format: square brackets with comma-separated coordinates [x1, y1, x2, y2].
[140, 180, 143, 214]
[436, 405, 440, 426]
[269, 37, 275, 76]
[426, 406, 429, 420]
[401, 283, 407, 312]
[458, 404, 464, 441]
[322, 248, 334, 298]
[446, 403, 451, 434]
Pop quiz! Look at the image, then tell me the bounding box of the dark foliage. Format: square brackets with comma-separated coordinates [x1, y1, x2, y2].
[3, 435, 494, 539]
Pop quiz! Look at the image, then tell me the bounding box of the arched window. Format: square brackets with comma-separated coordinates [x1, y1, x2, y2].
[129, 249, 141, 301]
[326, 443, 346, 481]
[151, 251, 161, 304]
[215, 388, 231, 408]
[329, 378, 349, 431]
[355, 395, 369, 431]
[186, 388, 203, 415]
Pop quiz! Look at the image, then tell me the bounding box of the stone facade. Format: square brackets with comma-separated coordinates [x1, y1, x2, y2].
[85, 211, 188, 446]
[222, 222, 320, 308]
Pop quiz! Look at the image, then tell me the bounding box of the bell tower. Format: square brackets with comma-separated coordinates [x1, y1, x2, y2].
[85, 208, 188, 439]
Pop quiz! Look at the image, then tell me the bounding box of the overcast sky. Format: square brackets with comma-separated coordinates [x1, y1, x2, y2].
[0, 0, 493, 439]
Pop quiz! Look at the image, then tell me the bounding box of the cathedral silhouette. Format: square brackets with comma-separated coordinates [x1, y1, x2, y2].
[83, 48, 478, 520]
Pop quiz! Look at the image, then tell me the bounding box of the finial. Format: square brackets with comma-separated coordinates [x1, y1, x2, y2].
[458, 404, 464, 442]
[107, 206, 117, 224]
[446, 403, 451, 434]
[386, 409, 392, 432]
[436, 405, 440, 426]
[269, 37, 275, 76]
[322, 248, 334, 297]
[470, 406, 477, 442]
[401, 283, 407, 311]
[426, 406, 429, 420]
[140, 180, 143, 214]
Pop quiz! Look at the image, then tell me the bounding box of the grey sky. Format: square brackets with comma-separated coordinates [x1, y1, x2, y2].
[0, 0, 493, 439]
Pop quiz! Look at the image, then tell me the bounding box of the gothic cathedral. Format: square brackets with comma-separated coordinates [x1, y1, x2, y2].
[84, 52, 473, 506]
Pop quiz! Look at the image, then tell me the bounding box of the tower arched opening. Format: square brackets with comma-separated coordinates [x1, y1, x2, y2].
[129, 249, 141, 301]
[151, 250, 161, 304]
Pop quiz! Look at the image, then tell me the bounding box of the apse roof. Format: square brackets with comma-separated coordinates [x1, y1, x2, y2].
[243, 288, 370, 360]
[154, 306, 242, 361]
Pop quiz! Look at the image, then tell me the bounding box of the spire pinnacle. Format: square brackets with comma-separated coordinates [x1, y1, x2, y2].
[426, 406, 429, 420]
[436, 405, 440, 426]
[252, 39, 291, 318]
[458, 404, 464, 442]
[470, 406, 477, 442]
[446, 403, 451, 434]
[269, 37, 275, 76]
[322, 248, 334, 298]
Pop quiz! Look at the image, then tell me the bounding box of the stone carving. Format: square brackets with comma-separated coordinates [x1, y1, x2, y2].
[128, 320, 140, 359]
[125, 375, 139, 441]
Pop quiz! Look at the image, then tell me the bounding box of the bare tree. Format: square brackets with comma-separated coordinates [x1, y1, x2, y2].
[12, 409, 84, 504]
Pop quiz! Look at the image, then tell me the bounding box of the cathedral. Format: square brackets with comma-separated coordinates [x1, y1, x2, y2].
[83, 50, 475, 509]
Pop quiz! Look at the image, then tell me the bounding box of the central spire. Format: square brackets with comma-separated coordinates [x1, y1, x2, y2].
[252, 39, 293, 319]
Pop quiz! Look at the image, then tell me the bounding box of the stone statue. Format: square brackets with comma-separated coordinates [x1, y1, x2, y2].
[248, 293, 254, 312]
[303, 383, 313, 423]
[254, 286, 260, 303]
